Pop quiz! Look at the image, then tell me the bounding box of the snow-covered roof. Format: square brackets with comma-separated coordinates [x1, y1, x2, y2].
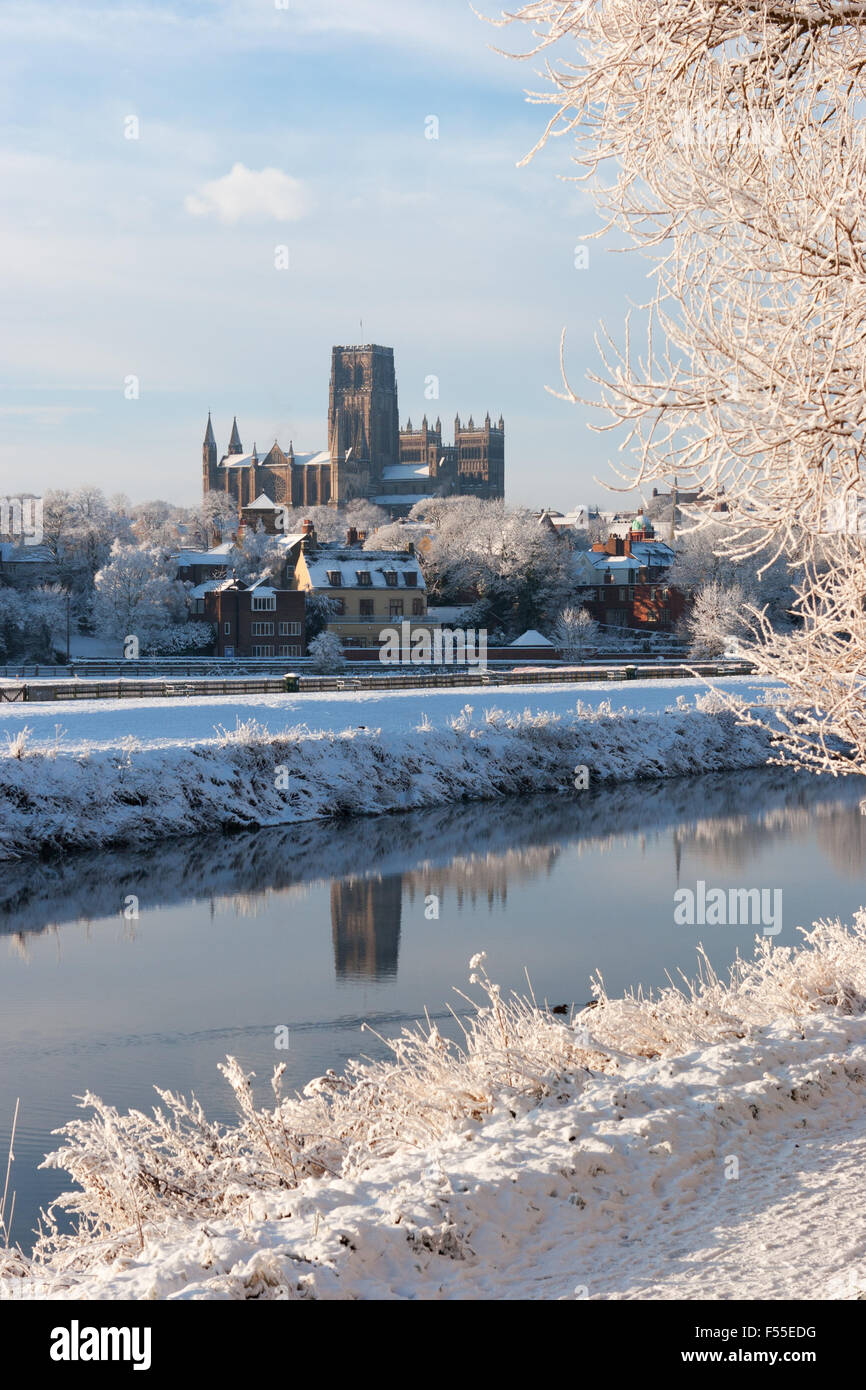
[174, 544, 233, 568]
[382, 464, 430, 480]
[220, 446, 276, 468]
[294, 450, 331, 468]
[301, 547, 426, 591]
[629, 541, 674, 565]
[245, 494, 279, 509]
[371, 493, 435, 506]
[189, 580, 224, 598]
[509, 629, 555, 647]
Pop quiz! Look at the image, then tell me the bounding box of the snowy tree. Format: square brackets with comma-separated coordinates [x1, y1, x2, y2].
[308, 630, 346, 673]
[0, 584, 68, 661]
[409, 497, 573, 637]
[685, 582, 747, 659]
[496, 1, 866, 773]
[228, 524, 284, 585]
[92, 543, 187, 644]
[553, 606, 599, 659]
[305, 594, 342, 644]
[270, 502, 388, 545]
[199, 492, 239, 545]
[41, 487, 131, 609]
[145, 622, 215, 655]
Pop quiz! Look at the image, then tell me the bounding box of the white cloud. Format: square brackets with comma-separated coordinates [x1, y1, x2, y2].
[184, 163, 313, 224]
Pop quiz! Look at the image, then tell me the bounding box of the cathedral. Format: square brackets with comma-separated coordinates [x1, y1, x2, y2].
[201, 344, 505, 519]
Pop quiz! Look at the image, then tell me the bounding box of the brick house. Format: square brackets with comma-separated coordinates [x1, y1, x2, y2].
[572, 511, 687, 631]
[203, 579, 305, 659]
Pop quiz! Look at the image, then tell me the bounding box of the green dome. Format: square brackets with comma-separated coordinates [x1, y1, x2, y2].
[631, 514, 653, 532]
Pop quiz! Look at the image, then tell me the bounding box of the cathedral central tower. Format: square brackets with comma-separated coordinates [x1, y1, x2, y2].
[328, 344, 399, 504]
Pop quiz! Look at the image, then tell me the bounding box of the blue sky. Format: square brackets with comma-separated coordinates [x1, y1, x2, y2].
[0, 0, 651, 509]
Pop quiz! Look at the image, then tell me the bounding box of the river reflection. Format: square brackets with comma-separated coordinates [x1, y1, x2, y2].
[2, 767, 866, 1247]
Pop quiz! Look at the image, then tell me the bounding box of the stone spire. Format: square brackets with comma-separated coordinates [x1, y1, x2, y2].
[228, 416, 243, 455]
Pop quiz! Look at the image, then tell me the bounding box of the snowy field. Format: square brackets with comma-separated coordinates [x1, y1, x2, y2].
[0, 675, 779, 752]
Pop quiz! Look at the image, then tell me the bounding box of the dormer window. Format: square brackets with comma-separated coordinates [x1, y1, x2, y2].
[356, 571, 372, 586]
[327, 570, 342, 586]
[384, 571, 398, 587]
[403, 571, 417, 587]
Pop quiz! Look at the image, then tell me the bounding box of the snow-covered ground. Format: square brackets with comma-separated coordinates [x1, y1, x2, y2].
[0, 675, 778, 752]
[4, 918, 865, 1300]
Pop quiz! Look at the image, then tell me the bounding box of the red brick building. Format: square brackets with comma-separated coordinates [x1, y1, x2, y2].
[573, 512, 687, 631]
[203, 579, 305, 659]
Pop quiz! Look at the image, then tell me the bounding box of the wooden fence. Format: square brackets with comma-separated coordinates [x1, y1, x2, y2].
[0, 662, 755, 704]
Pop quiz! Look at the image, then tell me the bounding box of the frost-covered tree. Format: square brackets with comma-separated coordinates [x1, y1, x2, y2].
[145, 622, 215, 655]
[685, 581, 747, 659]
[495, 0, 866, 772]
[304, 594, 342, 644]
[41, 488, 131, 609]
[92, 543, 187, 644]
[0, 584, 68, 661]
[228, 524, 285, 585]
[308, 630, 346, 673]
[553, 606, 599, 659]
[409, 497, 573, 636]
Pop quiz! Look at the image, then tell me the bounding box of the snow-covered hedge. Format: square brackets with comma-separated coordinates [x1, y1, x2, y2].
[0, 697, 775, 861]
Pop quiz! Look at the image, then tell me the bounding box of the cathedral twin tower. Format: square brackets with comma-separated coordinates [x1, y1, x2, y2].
[202, 344, 505, 519]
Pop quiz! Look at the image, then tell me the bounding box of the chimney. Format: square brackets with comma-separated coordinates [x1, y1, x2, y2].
[346, 526, 358, 546]
[357, 529, 367, 543]
[301, 518, 317, 551]
[406, 541, 415, 555]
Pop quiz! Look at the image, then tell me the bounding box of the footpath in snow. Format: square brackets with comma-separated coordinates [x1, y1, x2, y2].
[3, 917, 865, 1300]
[0, 681, 780, 860]
[0, 675, 776, 752]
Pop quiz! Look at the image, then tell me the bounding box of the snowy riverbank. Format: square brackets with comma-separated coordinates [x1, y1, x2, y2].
[3, 916, 865, 1300]
[0, 690, 776, 860]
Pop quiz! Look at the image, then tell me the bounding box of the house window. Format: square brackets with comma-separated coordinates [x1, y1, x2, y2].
[326, 571, 342, 586]
[403, 572, 417, 586]
[359, 599, 374, 617]
[384, 571, 398, 587]
[278, 645, 301, 657]
[412, 598, 423, 616]
[619, 587, 627, 601]
[252, 645, 273, 657]
[252, 594, 276, 611]
[278, 621, 301, 636]
[356, 571, 372, 586]
[330, 598, 345, 615]
[251, 621, 274, 636]
[223, 621, 231, 635]
[389, 600, 404, 617]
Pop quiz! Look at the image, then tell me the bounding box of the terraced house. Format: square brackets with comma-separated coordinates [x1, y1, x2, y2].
[290, 522, 438, 651]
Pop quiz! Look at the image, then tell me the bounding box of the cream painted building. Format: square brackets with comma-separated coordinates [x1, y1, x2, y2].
[290, 523, 440, 649]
